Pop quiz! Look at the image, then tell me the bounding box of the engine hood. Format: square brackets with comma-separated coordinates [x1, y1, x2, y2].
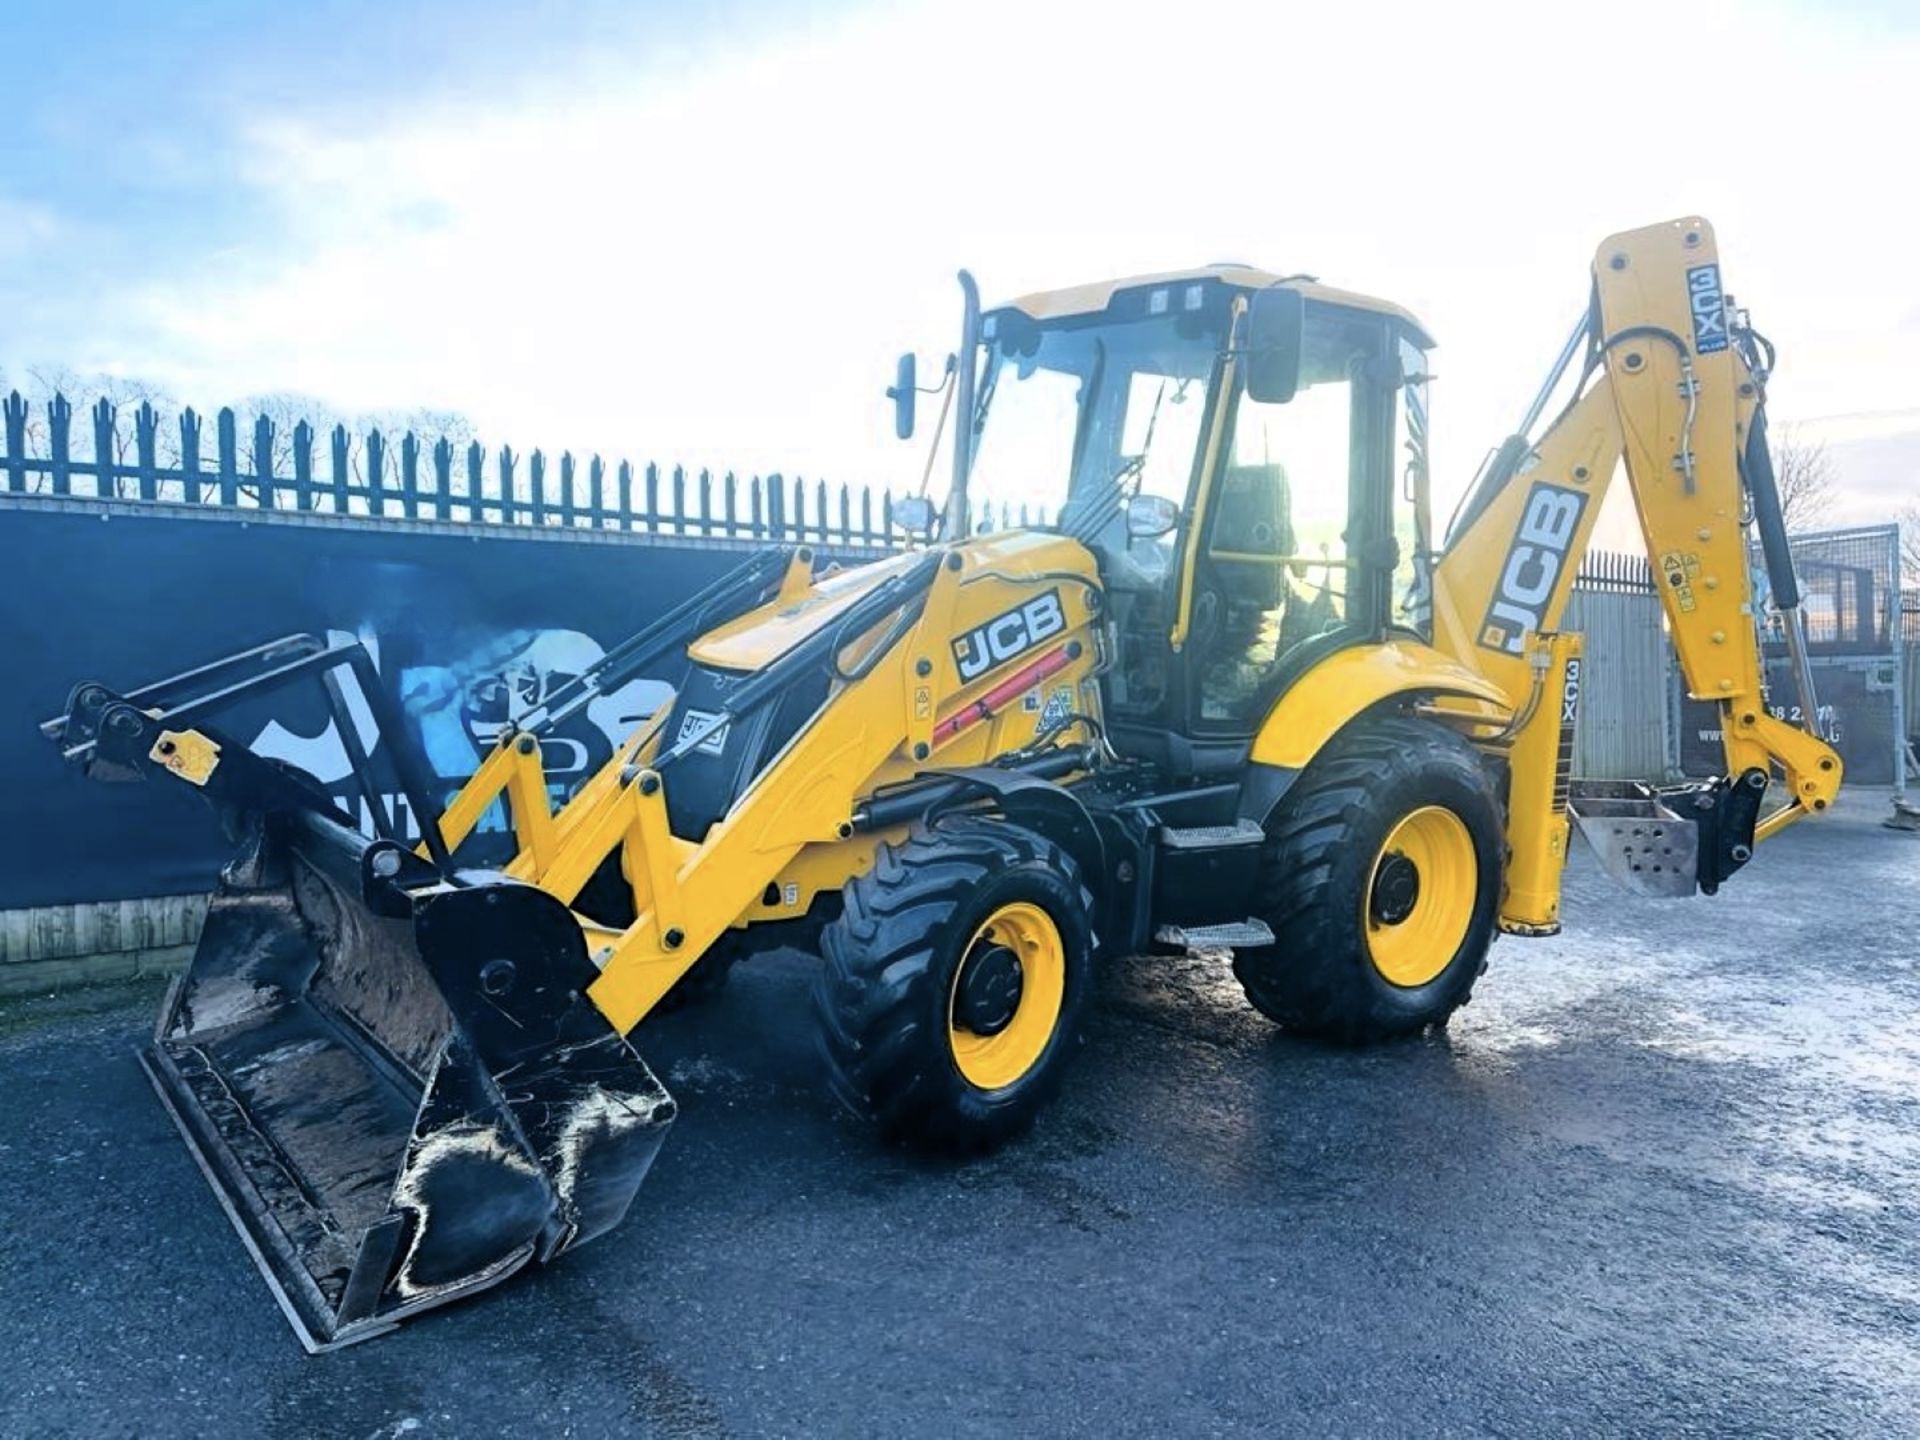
[686, 530, 1098, 673]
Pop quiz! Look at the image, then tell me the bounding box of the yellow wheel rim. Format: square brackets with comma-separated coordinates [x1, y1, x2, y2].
[1362, 805, 1476, 988]
[947, 901, 1067, 1091]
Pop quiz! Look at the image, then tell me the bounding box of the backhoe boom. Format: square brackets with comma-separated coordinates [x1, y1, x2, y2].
[1432, 217, 1841, 929]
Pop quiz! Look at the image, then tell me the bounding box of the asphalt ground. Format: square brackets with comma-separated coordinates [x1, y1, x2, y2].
[1, 790, 1915, 1438]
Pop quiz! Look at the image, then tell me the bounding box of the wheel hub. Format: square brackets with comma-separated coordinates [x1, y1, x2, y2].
[954, 940, 1024, 1035]
[1369, 851, 1421, 926]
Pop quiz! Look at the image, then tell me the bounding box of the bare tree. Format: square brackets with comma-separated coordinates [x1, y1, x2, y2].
[6, 369, 483, 507]
[230, 392, 351, 479]
[1899, 501, 1920, 586]
[0, 366, 182, 492]
[223, 394, 481, 507]
[1770, 426, 1838, 532]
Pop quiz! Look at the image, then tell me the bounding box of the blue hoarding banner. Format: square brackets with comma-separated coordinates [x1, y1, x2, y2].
[0, 499, 780, 907]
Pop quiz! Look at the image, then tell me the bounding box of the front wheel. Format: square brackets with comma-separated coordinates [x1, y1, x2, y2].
[812, 816, 1096, 1151]
[1233, 715, 1503, 1042]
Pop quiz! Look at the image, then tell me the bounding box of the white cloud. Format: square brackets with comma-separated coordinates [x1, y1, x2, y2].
[55, 0, 1920, 521]
[0, 196, 64, 262]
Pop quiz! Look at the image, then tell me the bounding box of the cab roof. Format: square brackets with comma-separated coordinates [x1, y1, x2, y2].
[995, 264, 1435, 348]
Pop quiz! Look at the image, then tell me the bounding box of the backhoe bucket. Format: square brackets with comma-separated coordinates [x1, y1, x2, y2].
[142, 807, 675, 1351]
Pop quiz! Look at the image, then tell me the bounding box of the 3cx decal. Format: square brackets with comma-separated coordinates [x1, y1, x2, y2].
[1561, 657, 1582, 725]
[1479, 484, 1588, 655]
[952, 589, 1067, 682]
[1686, 264, 1728, 355]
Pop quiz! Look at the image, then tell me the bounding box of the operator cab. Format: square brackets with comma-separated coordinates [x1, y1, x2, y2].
[961, 268, 1437, 777]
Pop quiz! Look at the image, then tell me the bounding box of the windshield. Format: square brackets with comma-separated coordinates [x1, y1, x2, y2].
[964, 293, 1232, 541]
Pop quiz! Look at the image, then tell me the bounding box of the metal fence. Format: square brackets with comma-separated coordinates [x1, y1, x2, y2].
[1902, 587, 1918, 782]
[1, 389, 929, 545]
[1565, 551, 1669, 781]
[1678, 524, 1907, 791]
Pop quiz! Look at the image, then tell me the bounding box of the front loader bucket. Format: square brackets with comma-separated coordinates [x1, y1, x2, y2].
[142, 808, 675, 1351]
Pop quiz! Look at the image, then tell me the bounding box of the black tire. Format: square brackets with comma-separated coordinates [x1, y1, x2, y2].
[812, 816, 1096, 1151]
[1233, 714, 1502, 1043]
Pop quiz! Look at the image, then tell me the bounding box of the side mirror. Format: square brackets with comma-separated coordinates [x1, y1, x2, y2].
[1244, 287, 1304, 405]
[886, 353, 917, 440]
[889, 493, 937, 535]
[1126, 493, 1180, 539]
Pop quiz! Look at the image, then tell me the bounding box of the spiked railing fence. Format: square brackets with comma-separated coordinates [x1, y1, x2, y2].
[0, 389, 904, 544]
[0, 390, 1058, 544]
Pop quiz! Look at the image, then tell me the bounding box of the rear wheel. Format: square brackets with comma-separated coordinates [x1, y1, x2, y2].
[1233, 715, 1502, 1042]
[813, 816, 1096, 1151]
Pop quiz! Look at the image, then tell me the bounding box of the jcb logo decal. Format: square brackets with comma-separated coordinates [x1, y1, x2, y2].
[1687, 264, 1728, 355]
[676, 708, 730, 756]
[1479, 484, 1588, 655]
[952, 589, 1067, 682]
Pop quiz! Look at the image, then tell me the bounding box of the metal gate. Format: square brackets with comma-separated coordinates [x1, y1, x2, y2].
[1678, 524, 1908, 792]
[1565, 552, 1669, 781]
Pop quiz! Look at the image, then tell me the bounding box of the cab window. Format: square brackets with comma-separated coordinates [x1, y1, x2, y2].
[1192, 309, 1383, 726]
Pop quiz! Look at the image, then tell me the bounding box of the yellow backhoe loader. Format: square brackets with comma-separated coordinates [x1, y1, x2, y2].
[44, 216, 1841, 1349]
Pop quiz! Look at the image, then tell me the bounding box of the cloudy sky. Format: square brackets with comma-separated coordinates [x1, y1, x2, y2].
[1, 0, 1914, 530]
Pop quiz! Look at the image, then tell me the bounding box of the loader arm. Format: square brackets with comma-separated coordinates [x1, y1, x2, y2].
[1430, 217, 1841, 930]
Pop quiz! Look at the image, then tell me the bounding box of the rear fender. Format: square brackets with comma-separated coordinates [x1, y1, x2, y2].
[1241, 640, 1512, 821]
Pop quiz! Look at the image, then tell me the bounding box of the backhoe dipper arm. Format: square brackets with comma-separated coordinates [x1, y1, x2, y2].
[1429, 217, 1842, 924]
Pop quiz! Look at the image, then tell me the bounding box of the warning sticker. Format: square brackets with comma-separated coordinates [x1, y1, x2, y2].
[1659, 550, 1701, 614]
[1040, 686, 1075, 728]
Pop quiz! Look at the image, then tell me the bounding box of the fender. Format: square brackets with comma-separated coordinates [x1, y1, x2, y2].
[925, 764, 1109, 901]
[1249, 639, 1512, 773]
